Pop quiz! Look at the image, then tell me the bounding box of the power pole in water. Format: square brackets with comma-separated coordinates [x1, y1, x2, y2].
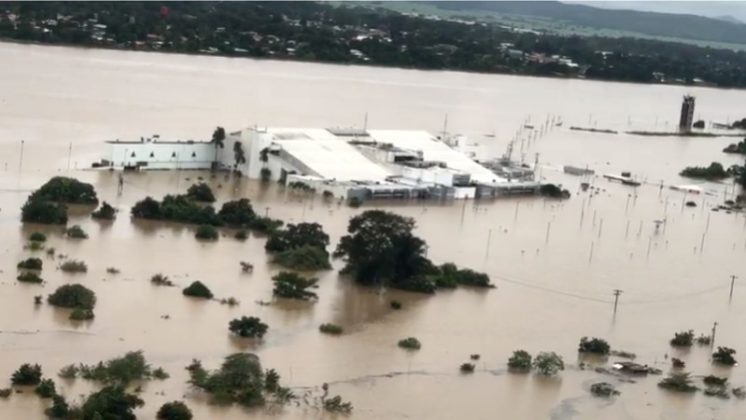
[711, 322, 718, 349]
[612, 289, 623, 315]
[729, 275, 738, 303]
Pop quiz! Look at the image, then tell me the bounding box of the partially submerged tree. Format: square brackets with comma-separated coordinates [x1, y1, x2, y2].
[59, 260, 87, 273]
[578, 337, 610, 355]
[186, 183, 216, 202]
[80, 385, 143, 420]
[233, 141, 246, 169]
[319, 323, 343, 335]
[91, 201, 117, 220]
[186, 353, 276, 407]
[670, 330, 694, 347]
[658, 372, 698, 392]
[712, 347, 737, 366]
[323, 395, 353, 414]
[65, 224, 88, 239]
[195, 224, 218, 240]
[507, 350, 532, 372]
[183, 281, 213, 299]
[532, 352, 564, 376]
[217, 198, 256, 227]
[157, 401, 193, 420]
[11, 363, 42, 385]
[229, 316, 268, 339]
[265, 222, 329, 253]
[272, 271, 318, 300]
[21, 176, 98, 224]
[17, 257, 43, 270]
[34, 378, 56, 398]
[17, 272, 43, 284]
[48, 284, 96, 310]
[78, 351, 166, 385]
[398, 337, 421, 350]
[29, 232, 47, 242]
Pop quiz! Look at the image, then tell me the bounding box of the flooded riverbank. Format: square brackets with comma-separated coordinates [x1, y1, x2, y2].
[1, 42, 746, 419]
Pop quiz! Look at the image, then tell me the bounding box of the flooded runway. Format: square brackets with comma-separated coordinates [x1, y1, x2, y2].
[1, 42, 745, 419]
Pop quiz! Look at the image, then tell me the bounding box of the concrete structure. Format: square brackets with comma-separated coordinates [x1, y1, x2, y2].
[107, 135, 215, 170]
[679, 95, 695, 132]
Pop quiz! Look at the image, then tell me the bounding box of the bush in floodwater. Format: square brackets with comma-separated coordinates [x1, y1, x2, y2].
[390, 300, 402, 310]
[658, 372, 698, 392]
[80, 385, 143, 420]
[540, 183, 570, 199]
[712, 347, 737, 366]
[106, 267, 120, 274]
[430, 263, 493, 288]
[460, 363, 475, 373]
[248, 215, 283, 234]
[35, 378, 56, 398]
[323, 395, 353, 414]
[532, 352, 564, 376]
[319, 323, 343, 335]
[696, 334, 712, 346]
[29, 177, 98, 204]
[216, 198, 256, 227]
[58, 364, 79, 379]
[398, 337, 421, 350]
[48, 284, 96, 310]
[17, 272, 43, 284]
[78, 351, 164, 385]
[151, 274, 174, 287]
[91, 201, 117, 220]
[152, 368, 170, 380]
[65, 225, 88, 239]
[0, 388, 11, 398]
[265, 222, 330, 253]
[26, 241, 44, 251]
[17, 257, 43, 270]
[186, 183, 216, 203]
[228, 316, 268, 339]
[186, 353, 271, 407]
[670, 330, 694, 347]
[183, 281, 213, 299]
[45, 394, 75, 418]
[21, 199, 68, 224]
[11, 363, 43, 385]
[60, 260, 87, 273]
[29, 232, 47, 242]
[69, 308, 94, 321]
[508, 350, 533, 372]
[703, 375, 728, 387]
[578, 337, 611, 355]
[157, 401, 193, 420]
[219, 297, 240, 306]
[272, 245, 331, 270]
[272, 271, 318, 301]
[590, 382, 619, 397]
[195, 224, 218, 240]
[234, 230, 248, 240]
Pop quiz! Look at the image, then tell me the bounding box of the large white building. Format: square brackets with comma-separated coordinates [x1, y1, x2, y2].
[105, 127, 537, 200]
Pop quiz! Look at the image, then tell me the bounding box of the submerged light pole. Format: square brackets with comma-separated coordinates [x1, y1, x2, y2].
[729, 275, 738, 303]
[612, 289, 623, 315]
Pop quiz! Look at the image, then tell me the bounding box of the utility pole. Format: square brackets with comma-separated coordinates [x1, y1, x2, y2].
[19, 140, 25, 172]
[729, 275, 738, 303]
[711, 322, 718, 349]
[612, 289, 623, 315]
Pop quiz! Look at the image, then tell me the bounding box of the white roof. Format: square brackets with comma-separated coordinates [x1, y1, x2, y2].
[367, 130, 506, 184]
[267, 128, 390, 182]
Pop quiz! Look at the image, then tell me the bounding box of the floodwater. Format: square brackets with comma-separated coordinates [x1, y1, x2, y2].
[1, 42, 746, 419]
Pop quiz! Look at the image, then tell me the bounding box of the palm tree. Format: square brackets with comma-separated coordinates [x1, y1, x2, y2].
[211, 126, 225, 169]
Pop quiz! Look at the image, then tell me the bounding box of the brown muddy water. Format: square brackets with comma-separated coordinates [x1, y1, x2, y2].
[1, 42, 746, 419]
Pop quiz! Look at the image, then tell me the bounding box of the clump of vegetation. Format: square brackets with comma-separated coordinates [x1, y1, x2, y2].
[65, 225, 88, 239]
[29, 232, 47, 242]
[21, 199, 68, 224]
[265, 222, 329, 253]
[672, 358, 686, 368]
[508, 350, 533, 372]
[186, 183, 216, 202]
[323, 395, 353, 414]
[723, 140, 746, 154]
[703, 375, 728, 387]
[696, 334, 712, 346]
[91, 201, 117, 220]
[248, 215, 283, 234]
[25, 240, 44, 251]
[390, 300, 402, 310]
[319, 323, 343, 335]
[272, 245, 332, 270]
[21, 177, 98, 224]
[658, 372, 698, 392]
[430, 263, 493, 288]
[183, 281, 213, 299]
[578, 337, 610, 355]
[11, 363, 43, 385]
[540, 183, 571, 198]
[532, 352, 564, 376]
[80, 385, 143, 419]
[670, 330, 694, 347]
[106, 267, 120, 274]
[70, 307, 95, 321]
[186, 353, 282, 407]
[157, 401, 193, 420]
[272, 271, 318, 300]
[78, 351, 166, 385]
[398, 337, 421, 350]
[229, 316, 268, 339]
[590, 382, 619, 397]
[59, 259, 87, 273]
[712, 347, 737, 366]
[58, 364, 79, 379]
[48, 284, 96, 310]
[34, 378, 56, 398]
[733, 387, 746, 399]
[216, 198, 256, 226]
[195, 224, 219, 240]
[460, 363, 475, 373]
[260, 167, 272, 182]
[44, 394, 76, 418]
[151, 273, 174, 287]
[220, 297, 240, 306]
[153, 367, 170, 380]
[0, 388, 11, 398]
[18, 257, 43, 270]
[34, 295, 42, 305]
[680, 162, 729, 180]
[234, 230, 248, 240]
[17, 272, 43, 284]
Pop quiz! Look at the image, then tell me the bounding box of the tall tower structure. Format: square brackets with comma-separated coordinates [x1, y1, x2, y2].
[679, 95, 695, 131]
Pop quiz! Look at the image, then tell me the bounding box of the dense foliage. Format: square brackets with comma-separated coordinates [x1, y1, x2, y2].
[578, 337, 610, 355]
[680, 162, 729, 180]
[48, 284, 96, 310]
[507, 350, 532, 371]
[17, 257, 42, 270]
[658, 372, 698, 392]
[60, 259, 88, 273]
[21, 198, 68, 224]
[195, 224, 218, 240]
[11, 363, 42, 385]
[65, 224, 88, 239]
[17, 272, 43, 284]
[265, 222, 329, 253]
[319, 323, 343, 335]
[532, 352, 564, 376]
[157, 401, 193, 420]
[186, 183, 216, 202]
[77, 351, 165, 385]
[29, 232, 47, 242]
[28, 176, 98, 204]
[272, 271, 318, 300]
[91, 201, 117, 220]
[398, 337, 422, 350]
[272, 245, 331, 271]
[228, 316, 268, 339]
[670, 330, 694, 347]
[182, 281, 213, 299]
[712, 347, 737, 366]
[80, 385, 144, 420]
[430, 263, 493, 288]
[34, 378, 56, 398]
[186, 353, 280, 407]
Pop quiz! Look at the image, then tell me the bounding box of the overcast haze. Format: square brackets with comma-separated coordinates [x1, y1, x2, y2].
[570, 1, 746, 23]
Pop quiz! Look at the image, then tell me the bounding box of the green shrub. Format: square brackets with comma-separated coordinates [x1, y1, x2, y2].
[265, 222, 329, 253]
[60, 260, 87, 273]
[183, 281, 213, 299]
[44, 394, 74, 418]
[712, 347, 737, 366]
[234, 230, 248, 240]
[78, 351, 164, 385]
[91, 201, 117, 220]
[272, 245, 331, 271]
[390, 300, 402, 310]
[21, 199, 68, 224]
[431, 263, 493, 288]
[578, 337, 610, 355]
[195, 224, 218, 240]
[670, 330, 694, 347]
[17, 257, 43, 270]
[151, 274, 174, 287]
[66, 225, 88, 239]
[217, 198, 255, 227]
[658, 372, 698, 392]
[29, 232, 47, 242]
[398, 337, 421, 350]
[106, 267, 120, 274]
[132, 194, 220, 225]
[0, 388, 10, 398]
[17, 271, 43, 284]
[272, 271, 318, 300]
[229, 316, 268, 338]
[157, 401, 193, 420]
[48, 284, 96, 310]
[703, 375, 728, 387]
[532, 352, 564, 376]
[680, 162, 729, 180]
[186, 183, 216, 202]
[152, 368, 170, 380]
[508, 350, 532, 371]
[460, 363, 475, 373]
[186, 353, 269, 407]
[323, 395, 353, 413]
[11, 363, 43, 385]
[80, 385, 143, 419]
[28, 177, 98, 204]
[248, 216, 283, 234]
[319, 323, 343, 335]
[590, 382, 619, 397]
[35, 378, 56, 398]
[25, 241, 44, 251]
[58, 364, 79, 379]
[70, 308, 94, 321]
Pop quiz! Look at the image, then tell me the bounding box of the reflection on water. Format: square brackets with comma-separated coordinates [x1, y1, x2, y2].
[0, 42, 745, 419]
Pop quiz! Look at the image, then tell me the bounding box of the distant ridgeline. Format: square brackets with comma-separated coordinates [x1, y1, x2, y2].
[2, 1, 746, 87]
